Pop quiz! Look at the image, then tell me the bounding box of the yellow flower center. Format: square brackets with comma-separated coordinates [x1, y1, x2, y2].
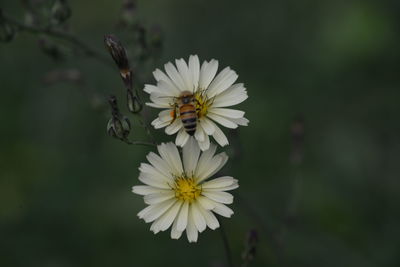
[194, 90, 210, 119]
[174, 176, 202, 202]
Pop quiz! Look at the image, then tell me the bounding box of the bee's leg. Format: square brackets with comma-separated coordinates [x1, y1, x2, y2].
[170, 104, 178, 123]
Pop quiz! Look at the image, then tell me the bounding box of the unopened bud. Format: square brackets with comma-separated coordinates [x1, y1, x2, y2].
[104, 34, 129, 71]
[127, 90, 142, 113]
[0, 9, 15, 43]
[51, 0, 71, 25]
[104, 34, 132, 90]
[107, 115, 131, 140]
[107, 95, 131, 140]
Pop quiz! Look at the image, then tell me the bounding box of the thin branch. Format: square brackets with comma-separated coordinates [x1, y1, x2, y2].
[3, 14, 112, 67]
[219, 219, 234, 267]
[121, 138, 156, 147]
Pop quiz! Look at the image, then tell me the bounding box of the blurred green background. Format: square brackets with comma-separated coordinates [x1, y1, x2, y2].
[1, 0, 400, 266]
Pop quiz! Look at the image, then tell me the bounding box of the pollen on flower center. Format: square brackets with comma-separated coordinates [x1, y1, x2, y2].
[194, 90, 209, 118]
[174, 176, 202, 202]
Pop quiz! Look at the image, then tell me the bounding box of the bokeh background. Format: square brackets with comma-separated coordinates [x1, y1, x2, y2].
[1, 0, 400, 266]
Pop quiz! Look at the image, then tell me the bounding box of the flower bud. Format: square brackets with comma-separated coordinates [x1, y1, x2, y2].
[107, 115, 131, 140]
[104, 34, 129, 71]
[104, 34, 132, 90]
[127, 89, 142, 113]
[107, 95, 131, 140]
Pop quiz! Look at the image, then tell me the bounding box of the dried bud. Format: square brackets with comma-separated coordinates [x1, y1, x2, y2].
[51, 0, 71, 25]
[104, 34, 133, 90]
[107, 115, 131, 140]
[107, 95, 131, 140]
[104, 34, 130, 71]
[0, 9, 15, 43]
[127, 90, 142, 113]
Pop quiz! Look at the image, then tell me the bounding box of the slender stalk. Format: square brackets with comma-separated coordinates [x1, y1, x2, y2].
[219, 219, 234, 267]
[122, 138, 156, 147]
[3, 14, 112, 67]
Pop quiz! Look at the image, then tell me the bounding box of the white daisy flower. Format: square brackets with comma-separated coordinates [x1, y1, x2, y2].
[132, 138, 238, 242]
[144, 55, 249, 151]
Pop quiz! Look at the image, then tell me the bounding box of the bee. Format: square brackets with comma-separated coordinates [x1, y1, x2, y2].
[174, 91, 198, 136]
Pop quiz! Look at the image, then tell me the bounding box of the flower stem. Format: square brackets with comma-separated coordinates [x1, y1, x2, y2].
[122, 138, 156, 147]
[219, 219, 234, 267]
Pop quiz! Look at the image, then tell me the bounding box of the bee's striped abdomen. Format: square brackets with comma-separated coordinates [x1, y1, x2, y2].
[180, 104, 197, 136]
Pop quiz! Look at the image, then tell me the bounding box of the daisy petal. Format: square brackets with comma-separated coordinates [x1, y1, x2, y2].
[197, 196, 216, 210]
[144, 191, 175, 205]
[176, 58, 193, 92]
[132, 185, 169, 196]
[138, 173, 169, 189]
[176, 128, 190, 147]
[141, 199, 177, 223]
[206, 152, 228, 178]
[151, 201, 182, 233]
[191, 203, 207, 233]
[212, 83, 248, 107]
[200, 117, 216, 135]
[212, 201, 234, 218]
[186, 207, 198, 242]
[176, 201, 189, 231]
[196, 152, 228, 182]
[201, 176, 236, 189]
[157, 143, 183, 175]
[152, 68, 181, 94]
[171, 215, 184, 239]
[144, 84, 159, 94]
[188, 55, 200, 88]
[165, 62, 186, 91]
[207, 113, 238, 129]
[209, 108, 245, 119]
[199, 59, 218, 90]
[202, 191, 233, 204]
[165, 119, 182, 135]
[230, 117, 249, 126]
[210, 122, 229, 147]
[195, 143, 217, 178]
[198, 131, 210, 151]
[197, 205, 220, 230]
[206, 67, 238, 98]
[182, 137, 201, 176]
[146, 152, 172, 179]
[194, 126, 205, 142]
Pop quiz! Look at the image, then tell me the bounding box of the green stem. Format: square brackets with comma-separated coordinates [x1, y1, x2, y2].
[122, 138, 156, 147]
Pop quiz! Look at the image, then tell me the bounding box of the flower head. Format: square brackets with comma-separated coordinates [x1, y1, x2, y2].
[145, 55, 248, 151]
[132, 138, 238, 242]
